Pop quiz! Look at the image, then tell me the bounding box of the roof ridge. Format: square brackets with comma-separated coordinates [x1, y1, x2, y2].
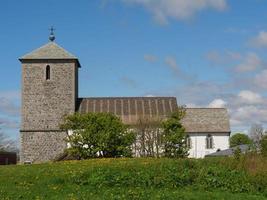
[79, 96, 177, 99]
[49, 42, 77, 58]
[20, 42, 78, 60]
[20, 42, 50, 59]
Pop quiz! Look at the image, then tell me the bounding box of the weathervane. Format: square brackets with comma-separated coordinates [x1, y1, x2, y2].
[49, 26, 55, 42]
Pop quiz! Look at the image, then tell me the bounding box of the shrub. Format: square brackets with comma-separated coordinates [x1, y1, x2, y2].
[234, 147, 242, 160]
[230, 133, 252, 148]
[260, 135, 267, 157]
[161, 107, 188, 158]
[60, 113, 136, 159]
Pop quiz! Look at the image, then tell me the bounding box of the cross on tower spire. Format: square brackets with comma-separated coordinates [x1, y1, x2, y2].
[49, 26, 55, 42]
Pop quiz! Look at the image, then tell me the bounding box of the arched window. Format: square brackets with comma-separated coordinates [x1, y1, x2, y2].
[46, 65, 50, 80]
[186, 135, 191, 149]
[206, 134, 213, 149]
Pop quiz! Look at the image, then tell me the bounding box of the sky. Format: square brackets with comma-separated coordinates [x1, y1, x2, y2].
[0, 0, 267, 141]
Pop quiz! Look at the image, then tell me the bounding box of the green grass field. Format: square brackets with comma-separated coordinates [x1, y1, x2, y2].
[0, 157, 266, 200]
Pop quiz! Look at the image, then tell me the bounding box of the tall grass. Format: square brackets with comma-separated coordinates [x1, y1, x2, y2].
[0, 155, 266, 199]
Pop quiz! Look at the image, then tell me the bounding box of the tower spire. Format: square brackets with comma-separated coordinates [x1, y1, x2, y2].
[49, 26, 55, 42]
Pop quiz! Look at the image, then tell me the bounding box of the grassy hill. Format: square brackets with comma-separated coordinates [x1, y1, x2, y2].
[0, 156, 266, 200]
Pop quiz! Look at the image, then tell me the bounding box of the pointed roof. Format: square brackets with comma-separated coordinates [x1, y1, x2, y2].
[182, 108, 230, 133]
[19, 42, 81, 67]
[76, 98, 231, 133]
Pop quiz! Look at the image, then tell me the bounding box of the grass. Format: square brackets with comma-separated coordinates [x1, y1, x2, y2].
[0, 156, 266, 200]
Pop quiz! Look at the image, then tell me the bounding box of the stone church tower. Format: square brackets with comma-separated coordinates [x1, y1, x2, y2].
[18, 30, 231, 162]
[19, 31, 80, 163]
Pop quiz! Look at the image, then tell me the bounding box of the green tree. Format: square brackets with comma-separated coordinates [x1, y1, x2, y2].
[133, 117, 163, 158]
[230, 133, 252, 148]
[260, 135, 267, 157]
[60, 113, 135, 159]
[161, 107, 188, 158]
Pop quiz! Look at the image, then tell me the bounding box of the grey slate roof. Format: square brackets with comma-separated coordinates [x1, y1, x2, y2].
[205, 145, 249, 157]
[77, 97, 177, 125]
[20, 42, 81, 67]
[182, 108, 231, 133]
[77, 98, 230, 133]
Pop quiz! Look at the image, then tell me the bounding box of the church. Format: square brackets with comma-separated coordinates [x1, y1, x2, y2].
[19, 32, 231, 163]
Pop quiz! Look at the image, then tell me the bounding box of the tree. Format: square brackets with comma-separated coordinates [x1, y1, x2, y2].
[260, 135, 267, 157]
[133, 117, 163, 158]
[161, 107, 189, 158]
[230, 133, 252, 148]
[60, 113, 135, 159]
[249, 124, 264, 146]
[0, 130, 17, 152]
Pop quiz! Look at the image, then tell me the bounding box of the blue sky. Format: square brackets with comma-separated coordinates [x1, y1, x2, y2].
[1, 0, 267, 141]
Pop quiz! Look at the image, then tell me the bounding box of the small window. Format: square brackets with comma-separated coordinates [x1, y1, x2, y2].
[186, 135, 191, 149]
[46, 65, 50, 80]
[206, 134, 213, 149]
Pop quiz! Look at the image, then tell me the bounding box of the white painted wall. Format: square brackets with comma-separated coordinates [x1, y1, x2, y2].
[68, 129, 230, 159]
[188, 133, 230, 158]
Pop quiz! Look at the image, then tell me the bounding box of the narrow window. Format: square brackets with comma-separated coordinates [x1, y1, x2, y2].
[206, 134, 213, 149]
[46, 65, 50, 80]
[186, 135, 191, 149]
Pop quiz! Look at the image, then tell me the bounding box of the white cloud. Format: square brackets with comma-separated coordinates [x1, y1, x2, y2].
[208, 99, 227, 108]
[164, 56, 197, 80]
[235, 53, 262, 72]
[206, 51, 222, 64]
[119, 76, 138, 88]
[0, 97, 20, 116]
[176, 81, 225, 105]
[228, 91, 267, 131]
[206, 50, 242, 65]
[238, 90, 263, 104]
[145, 94, 156, 97]
[250, 31, 267, 48]
[0, 118, 19, 129]
[224, 27, 248, 34]
[185, 103, 198, 108]
[205, 51, 263, 73]
[254, 69, 267, 89]
[165, 56, 179, 72]
[148, 79, 267, 132]
[231, 105, 267, 127]
[144, 54, 157, 62]
[121, 0, 228, 24]
[227, 51, 242, 60]
[0, 91, 20, 100]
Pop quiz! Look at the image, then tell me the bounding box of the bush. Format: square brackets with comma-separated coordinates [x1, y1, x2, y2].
[61, 113, 136, 159]
[234, 147, 242, 160]
[260, 135, 267, 157]
[230, 133, 252, 148]
[161, 107, 188, 158]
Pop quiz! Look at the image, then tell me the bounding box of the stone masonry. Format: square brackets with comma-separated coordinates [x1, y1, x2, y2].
[19, 38, 230, 163]
[20, 41, 79, 163]
[20, 131, 67, 163]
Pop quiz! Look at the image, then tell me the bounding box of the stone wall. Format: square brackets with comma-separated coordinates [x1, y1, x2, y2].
[20, 131, 67, 163]
[21, 60, 77, 130]
[20, 60, 78, 163]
